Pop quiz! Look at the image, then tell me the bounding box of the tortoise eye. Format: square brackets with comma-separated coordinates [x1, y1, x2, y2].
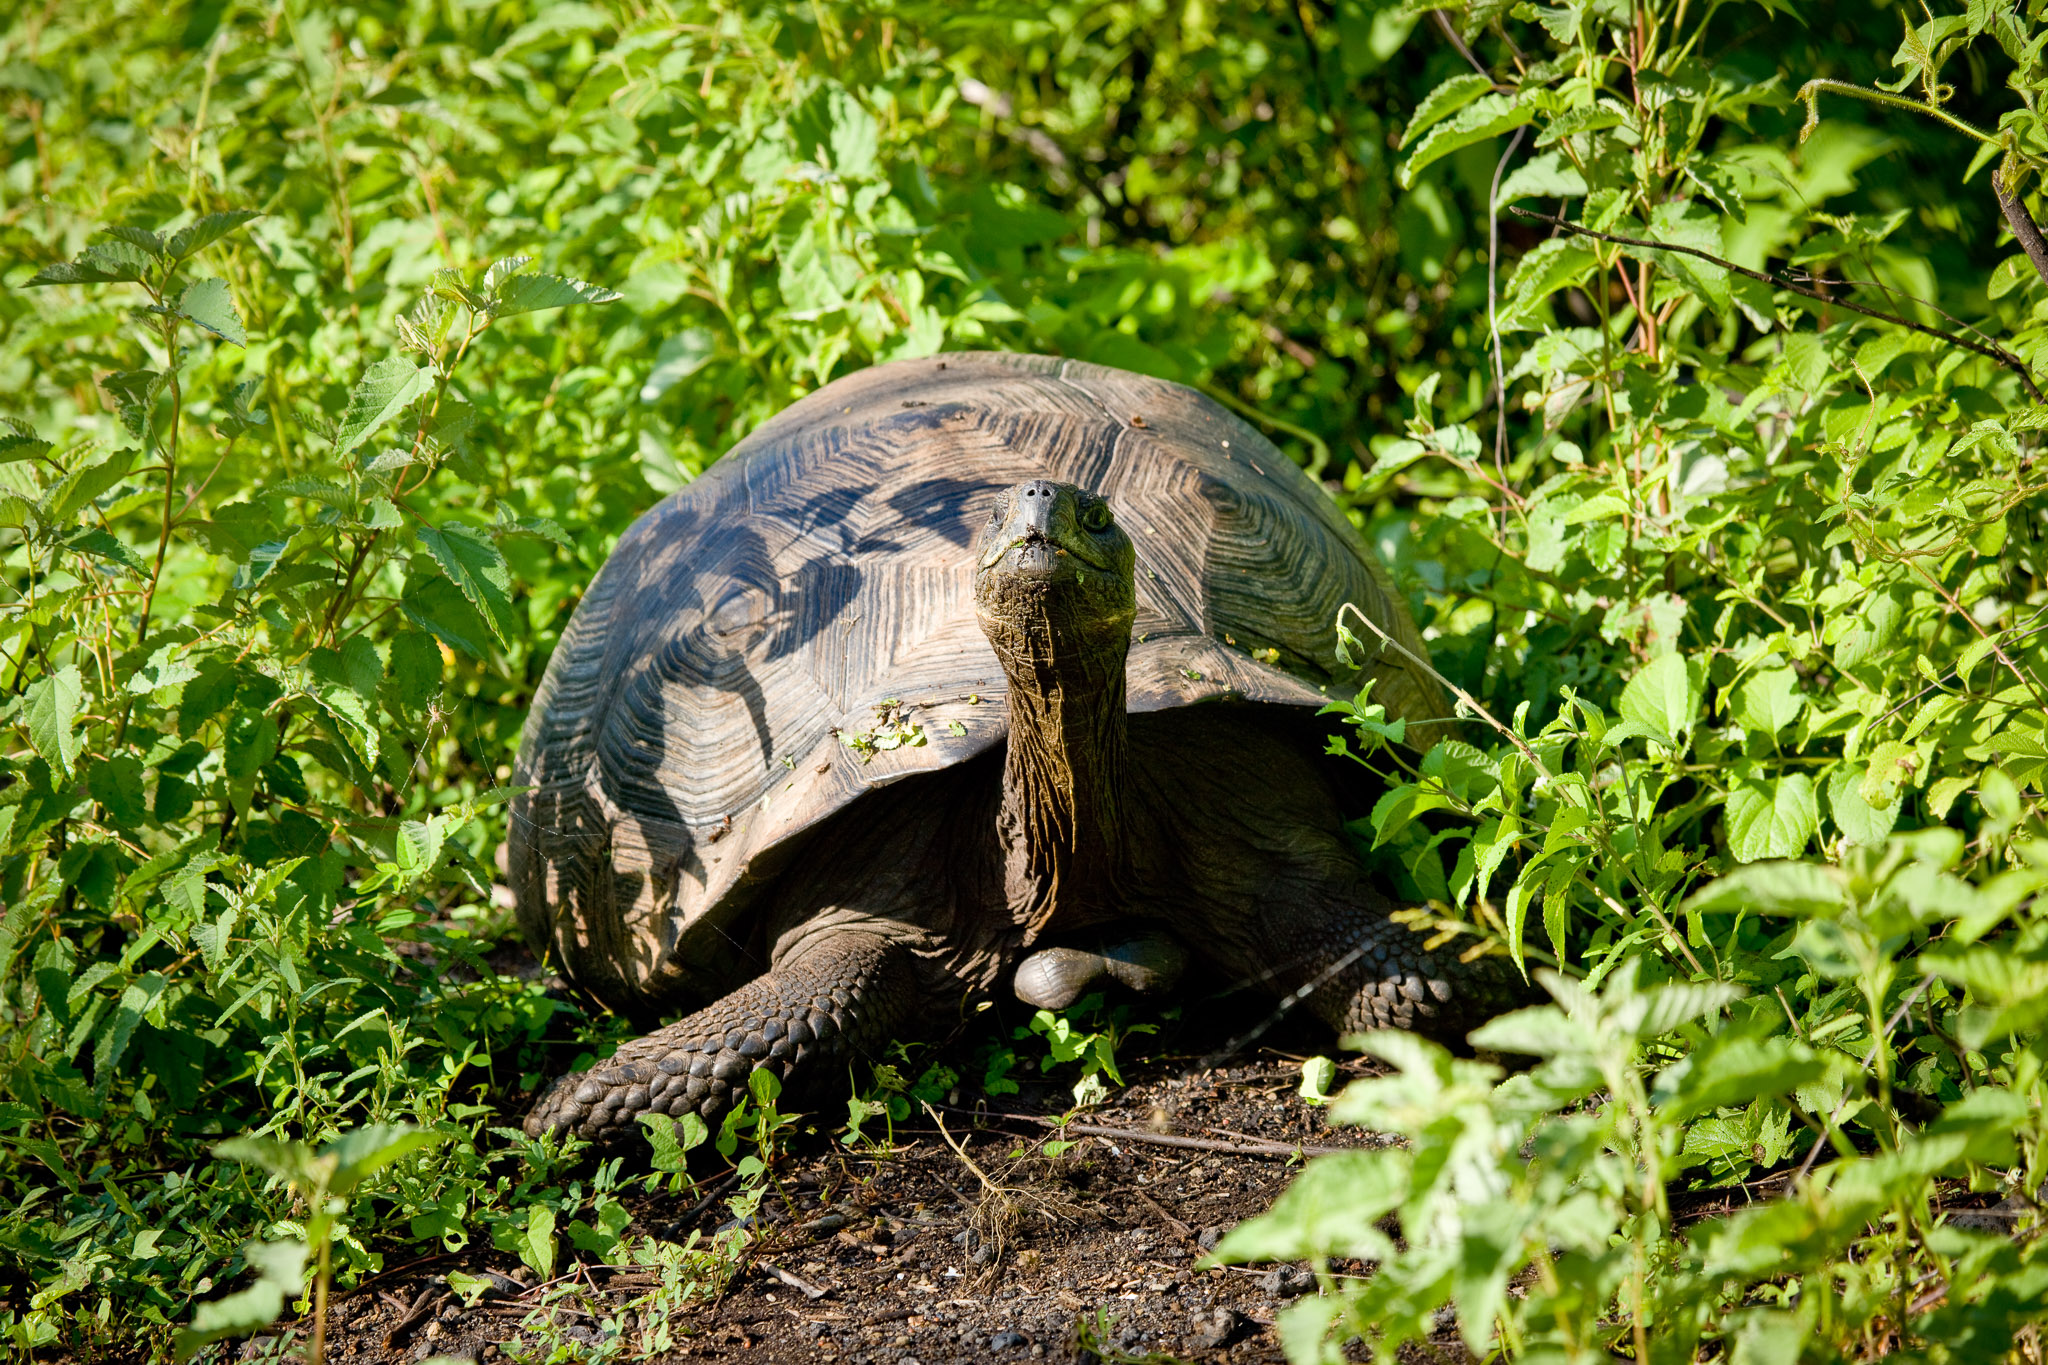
[1081, 501, 1113, 532]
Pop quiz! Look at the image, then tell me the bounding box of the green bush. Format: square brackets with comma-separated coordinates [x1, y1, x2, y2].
[3, 0, 2045, 1359]
[1213, 2, 2048, 1360]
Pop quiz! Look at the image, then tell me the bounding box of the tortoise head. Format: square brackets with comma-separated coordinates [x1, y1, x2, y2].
[973, 479, 1136, 650]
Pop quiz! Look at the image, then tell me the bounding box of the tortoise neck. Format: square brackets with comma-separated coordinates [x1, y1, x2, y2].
[979, 595, 1133, 943]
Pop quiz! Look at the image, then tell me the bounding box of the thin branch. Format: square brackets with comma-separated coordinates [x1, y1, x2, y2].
[1338, 601, 1549, 775]
[1792, 974, 1933, 1184]
[1994, 160, 2048, 292]
[1433, 10, 1492, 80]
[1488, 126, 1529, 497]
[1510, 208, 2045, 402]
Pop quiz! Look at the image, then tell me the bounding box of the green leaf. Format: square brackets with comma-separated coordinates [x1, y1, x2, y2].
[177, 278, 245, 346]
[384, 630, 444, 711]
[323, 1123, 450, 1196]
[1398, 73, 1496, 150]
[28, 239, 157, 286]
[1726, 773, 1819, 862]
[173, 1238, 305, 1360]
[522, 1204, 557, 1280]
[88, 754, 147, 826]
[1210, 1150, 1403, 1264]
[491, 271, 624, 316]
[1619, 652, 1705, 746]
[0, 432, 53, 465]
[1825, 763, 1898, 846]
[1733, 668, 1804, 736]
[793, 84, 881, 179]
[1495, 148, 1588, 203]
[167, 210, 260, 261]
[401, 572, 496, 658]
[1654, 1035, 1824, 1122]
[24, 664, 85, 778]
[1398, 94, 1533, 188]
[642, 328, 717, 402]
[213, 1135, 318, 1186]
[64, 526, 146, 575]
[334, 358, 428, 457]
[49, 447, 137, 523]
[415, 524, 517, 646]
[446, 1269, 493, 1306]
[1684, 861, 1847, 917]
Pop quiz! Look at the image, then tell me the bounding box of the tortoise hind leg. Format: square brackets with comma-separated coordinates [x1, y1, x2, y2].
[524, 929, 916, 1143]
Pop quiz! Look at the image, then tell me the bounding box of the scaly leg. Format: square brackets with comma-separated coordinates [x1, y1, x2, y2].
[524, 928, 916, 1142]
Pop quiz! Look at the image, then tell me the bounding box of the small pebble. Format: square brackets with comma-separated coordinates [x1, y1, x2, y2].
[1259, 1264, 1316, 1297]
[990, 1329, 1027, 1350]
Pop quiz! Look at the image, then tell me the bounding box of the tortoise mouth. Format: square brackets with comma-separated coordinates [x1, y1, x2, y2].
[983, 527, 1116, 580]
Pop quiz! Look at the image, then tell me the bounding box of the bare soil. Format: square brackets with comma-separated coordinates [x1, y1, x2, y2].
[302, 1008, 1451, 1365]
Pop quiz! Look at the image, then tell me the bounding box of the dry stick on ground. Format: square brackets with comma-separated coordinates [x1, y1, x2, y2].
[757, 1261, 829, 1301]
[1508, 207, 2046, 403]
[937, 1104, 1351, 1159]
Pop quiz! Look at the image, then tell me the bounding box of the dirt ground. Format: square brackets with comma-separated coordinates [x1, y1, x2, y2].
[289, 1007, 1457, 1365]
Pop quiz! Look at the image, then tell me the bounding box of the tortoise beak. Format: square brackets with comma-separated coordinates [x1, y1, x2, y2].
[977, 479, 1116, 575]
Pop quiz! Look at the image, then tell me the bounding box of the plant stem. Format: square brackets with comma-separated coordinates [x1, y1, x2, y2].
[1511, 208, 2046, 401]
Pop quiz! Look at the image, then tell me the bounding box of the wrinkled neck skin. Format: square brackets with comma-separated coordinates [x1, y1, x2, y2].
[978, 578, 1134, 945]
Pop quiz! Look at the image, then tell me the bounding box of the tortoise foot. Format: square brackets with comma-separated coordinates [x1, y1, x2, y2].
[1013, 930, 1186, 1010]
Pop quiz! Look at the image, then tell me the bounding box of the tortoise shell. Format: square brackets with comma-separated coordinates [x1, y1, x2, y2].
[508, 352, 1442, 1010]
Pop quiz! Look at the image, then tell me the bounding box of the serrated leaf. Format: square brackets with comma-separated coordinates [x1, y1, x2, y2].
[1399, 73, 1497, 150]
[1825, 763, 1898, 846]
[178, 278, 246, 346]
[334, 358, 429, 457]
[415, 524, 516, 647]
[49, 447, 137, 523]
[316, 684, 380, 770]
[0, 493, 37, 530]
[1684, 861, 1847, 918]
[1733, 668, 1804, 736]
[1655, 1035, 1824, 1123]
[28, 239, 157, 286]
[64, 526, 146, 575]
[482, 256, 533, 294]
[88, 753, 147, 826]
[1495, 148, 1588, 203]
[395, 817, 442, 875]
[174, 1237, 304, 1359]
[167, 210, 260, 261]
[385, 631, 444, 711]
[491, 271, 624, 316]
[1726, 774, 1819, 862]
[401, 572, 494, 658]
[0, 433, 53, 465]
[1398, 94, 1533, 188]
[24, 663, 85, 778]
[323, 1123, 450, 1194]
[1619, 652, 1704, 746]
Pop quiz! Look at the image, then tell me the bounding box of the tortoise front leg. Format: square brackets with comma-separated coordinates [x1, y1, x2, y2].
[524, 928, 916, 1143]
[1224, 872, 1533, 1041]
